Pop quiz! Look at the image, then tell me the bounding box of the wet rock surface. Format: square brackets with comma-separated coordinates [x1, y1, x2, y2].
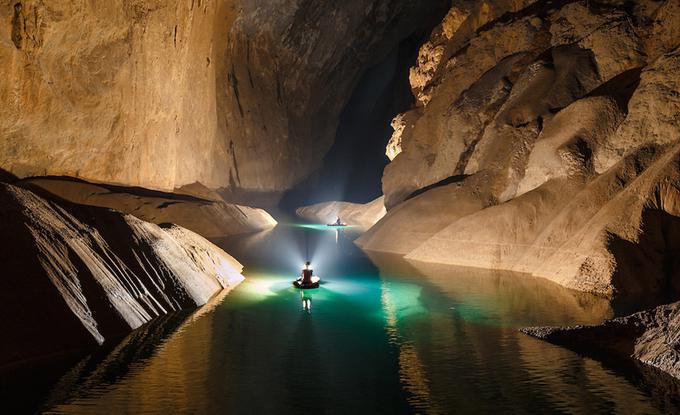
[0, 182, 244, 366]
[522, 301, 680, 379]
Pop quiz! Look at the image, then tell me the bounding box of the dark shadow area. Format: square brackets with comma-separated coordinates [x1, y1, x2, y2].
[279, 31, 426, 211]
[0, 168, 18, 183]
[1, 310, 191, 414]
[586, 66, 642, 111]
[404, 174, 470, 202]
[610, 209, 680, 315]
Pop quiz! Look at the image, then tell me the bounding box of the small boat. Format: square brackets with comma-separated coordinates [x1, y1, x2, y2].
[327, 217, 347, 227]
[294, 262, 320, 289]
[293, 277, 320, 290]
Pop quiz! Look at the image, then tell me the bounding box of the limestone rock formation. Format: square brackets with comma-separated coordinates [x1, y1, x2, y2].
[19, 177, 277, 239]
[0, 182, 244, 366]
[522, 301, 680, 380]
[0, 0, 446, 195]
[296, 196, 386, 230]
[359, 0, 680, 301]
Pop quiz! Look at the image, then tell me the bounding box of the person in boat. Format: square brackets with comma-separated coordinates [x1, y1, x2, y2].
[300, 261, 313, 285]
[333, 217, 343, 226]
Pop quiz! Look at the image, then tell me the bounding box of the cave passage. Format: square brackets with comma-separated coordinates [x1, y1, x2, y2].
[13, 225, 679, 414]
[279, 32, 423, 210]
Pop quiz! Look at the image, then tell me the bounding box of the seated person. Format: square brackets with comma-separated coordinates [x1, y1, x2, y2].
[300, 261, 313, 285]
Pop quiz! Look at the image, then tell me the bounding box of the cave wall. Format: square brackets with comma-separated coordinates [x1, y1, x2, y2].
[0, 0, 447, 194]
[359, 0, 680, 300]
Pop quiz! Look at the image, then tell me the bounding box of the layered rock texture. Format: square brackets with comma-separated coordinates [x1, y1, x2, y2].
[523, 300, 680, 379]
[0, 182, 244, 366]
[0, 0, 446, 194]
[358, 0, 680, 302]
[19, 177, 277, 239]
[296, 196, 386, 229]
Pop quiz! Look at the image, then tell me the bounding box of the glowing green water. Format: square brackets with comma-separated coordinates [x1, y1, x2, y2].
[32, 225, 680, 414]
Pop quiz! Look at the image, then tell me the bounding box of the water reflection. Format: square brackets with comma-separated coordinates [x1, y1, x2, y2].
[369, 252, 679, 413]
[300, 291, 313, 312]
[17, 225, 680, 414]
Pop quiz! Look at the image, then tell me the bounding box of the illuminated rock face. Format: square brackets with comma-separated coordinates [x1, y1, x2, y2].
[20, 177, 277, 239]
[0, 182, 244, 365]
[0, 0, 446, 194]
[358, 0, 680, 300]
[296, 196, 386, 230]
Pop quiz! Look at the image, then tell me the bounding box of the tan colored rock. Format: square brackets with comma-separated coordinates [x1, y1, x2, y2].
[406, 143, 680, 299]
[19, 177, 277, 239]
[0, 0, 447, 193]
[366, 1, 680, 304]
[296, 196, 386, 230]
[0, 182, 244, 365]
[386, 113, 409, 161]
[516, 96, 625, 196]
[380, 0, 675, 209]
[595, 49, 680, 173]
[356, 175, 488, 254]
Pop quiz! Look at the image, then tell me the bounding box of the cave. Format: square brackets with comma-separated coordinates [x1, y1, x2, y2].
[2, 0, 680, 413]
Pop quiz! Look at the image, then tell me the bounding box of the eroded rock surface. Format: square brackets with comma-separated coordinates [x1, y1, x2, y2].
[359, 0, 680, 300]
[0, 182, 244, 366]
[522, 301, 680, 380]
[0, 0, 446, 194]
[296, 196, 386, 230]
[19, 177, 277, 239]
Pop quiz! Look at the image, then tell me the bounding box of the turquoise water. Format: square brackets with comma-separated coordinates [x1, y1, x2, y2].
[23, 224, 680, 413]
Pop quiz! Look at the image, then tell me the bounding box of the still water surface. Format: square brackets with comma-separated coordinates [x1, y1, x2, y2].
[27, 224, 680, 413]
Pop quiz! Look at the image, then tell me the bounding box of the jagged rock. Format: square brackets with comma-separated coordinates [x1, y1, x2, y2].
[19, 177, 277, 239]
[0, 0, 446, 194]
[296, 196, 386, 230]
[522, 301, 680, 380]
[0, 182, 244, 366]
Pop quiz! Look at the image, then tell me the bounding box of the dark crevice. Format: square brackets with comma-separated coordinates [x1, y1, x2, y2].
[585, 67, 643, 112]
[229, 140, 241, 185]
[228, 64, 244, 117]
[609, 209, 680, 315]
[404, 174, 470, 202]
[11, 3, 23, 49]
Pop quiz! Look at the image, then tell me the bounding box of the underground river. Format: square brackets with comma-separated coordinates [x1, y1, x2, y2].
[11, 223, 680, 414]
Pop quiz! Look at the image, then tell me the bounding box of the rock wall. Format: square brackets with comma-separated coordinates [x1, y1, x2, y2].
[0, 182, 244, 366]
[359, 0, 680, 300]
[0, 0, 446, 194]
[19, 177, 277, 239]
